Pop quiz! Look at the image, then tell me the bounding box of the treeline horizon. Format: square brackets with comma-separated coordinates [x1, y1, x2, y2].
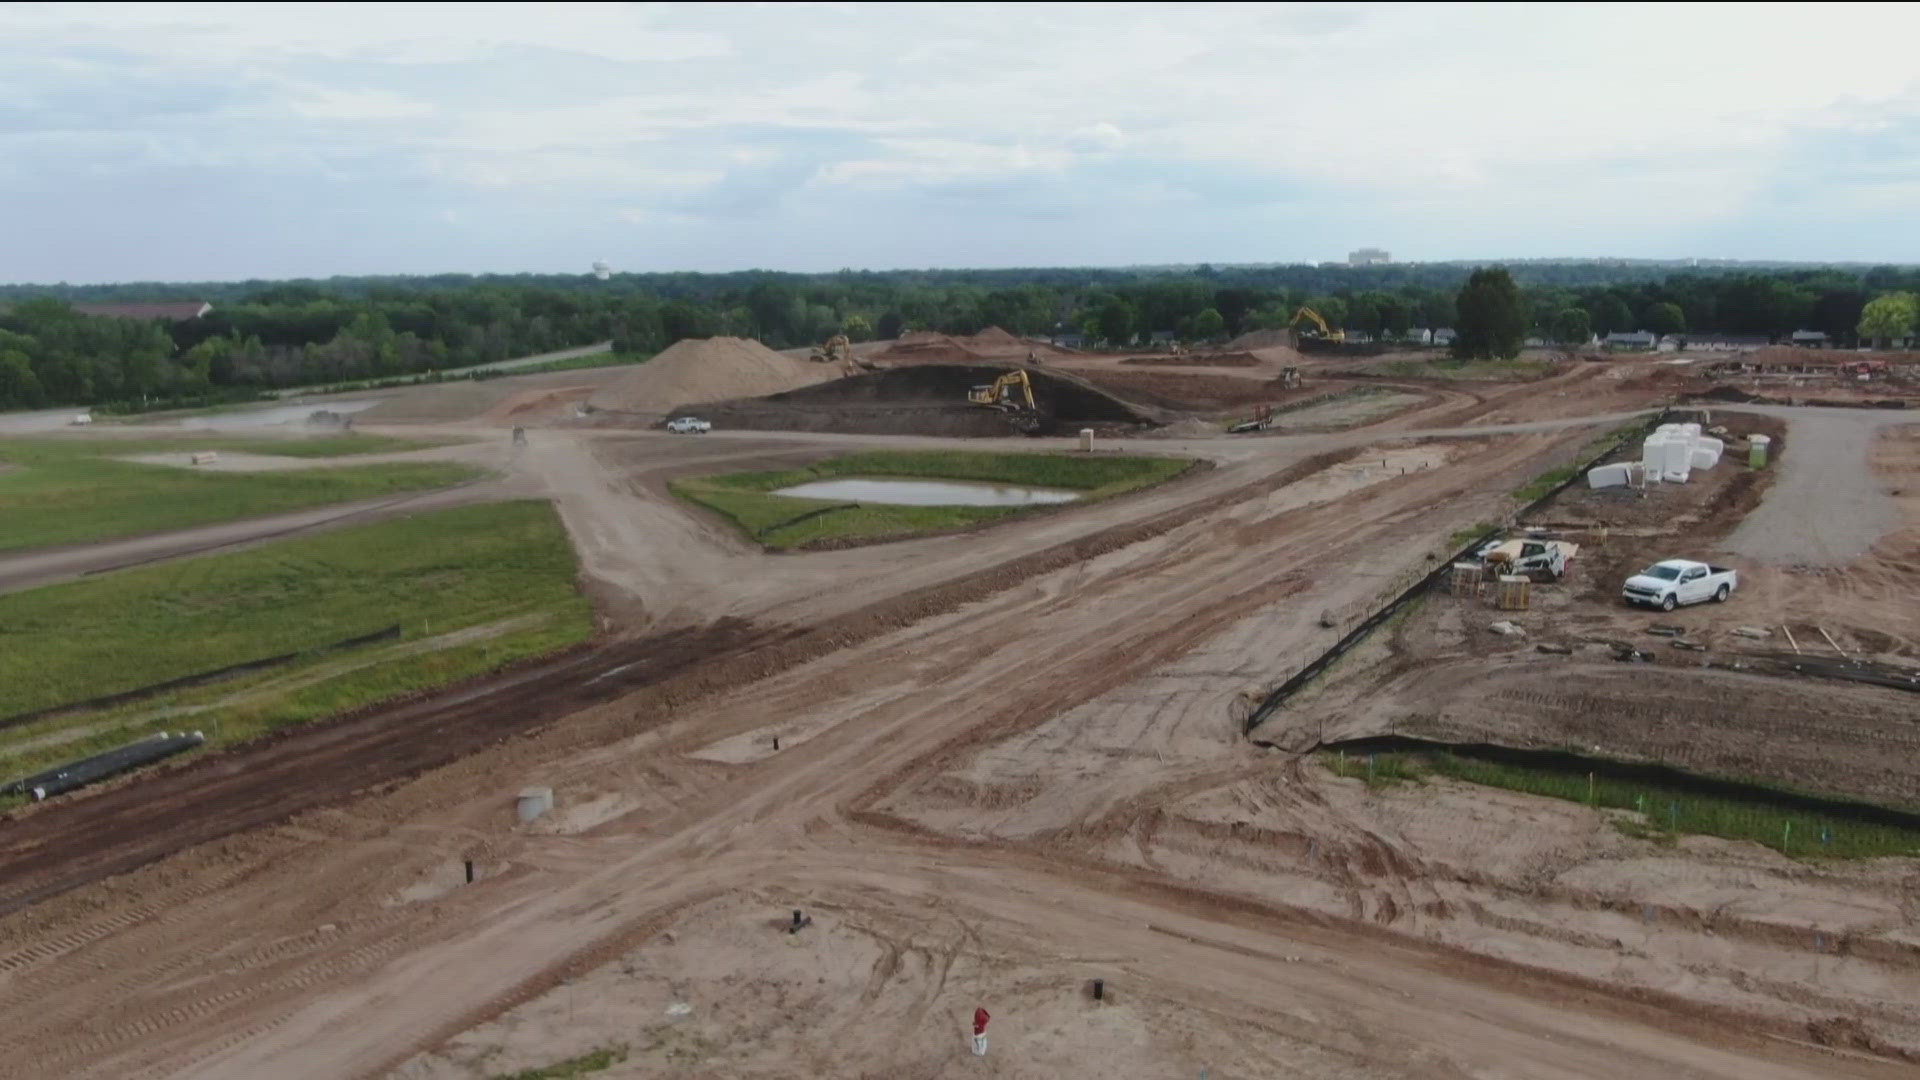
[2, 261, 1917, 413]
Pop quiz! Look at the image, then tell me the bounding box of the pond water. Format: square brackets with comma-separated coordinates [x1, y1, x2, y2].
[772, 477, 1082, 507]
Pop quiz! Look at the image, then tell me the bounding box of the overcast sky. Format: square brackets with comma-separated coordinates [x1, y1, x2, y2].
[4, 2, 1918, 283]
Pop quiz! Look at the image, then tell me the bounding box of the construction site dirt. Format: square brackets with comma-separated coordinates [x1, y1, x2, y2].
[3, 346, 1919, 1079]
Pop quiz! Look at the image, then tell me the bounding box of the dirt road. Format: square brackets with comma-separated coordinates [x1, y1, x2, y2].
[3, 377, 1911, 1077]
[1725, 406, 1914, 565]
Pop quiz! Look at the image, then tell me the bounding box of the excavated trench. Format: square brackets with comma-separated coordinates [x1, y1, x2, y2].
[682, 364, 1169, 437]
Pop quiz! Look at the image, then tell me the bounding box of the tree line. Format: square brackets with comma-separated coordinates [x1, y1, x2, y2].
[2, 262, 1917, 410]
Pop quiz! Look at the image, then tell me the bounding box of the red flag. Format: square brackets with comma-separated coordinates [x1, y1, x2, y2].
[973, 1007, 991, 1036]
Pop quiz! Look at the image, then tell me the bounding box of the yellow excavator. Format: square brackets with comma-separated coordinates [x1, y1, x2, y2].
[1288, 306, 1345, 345]
[808, 333, 852, 364]
[967, 369, 1036, 412]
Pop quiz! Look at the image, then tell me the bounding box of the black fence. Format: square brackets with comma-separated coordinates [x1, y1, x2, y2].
[0, 624, 403, 732]
[1244, 410, 1668, 734]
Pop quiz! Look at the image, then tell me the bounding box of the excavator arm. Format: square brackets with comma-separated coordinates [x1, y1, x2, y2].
[1289, 306, 1346, 344]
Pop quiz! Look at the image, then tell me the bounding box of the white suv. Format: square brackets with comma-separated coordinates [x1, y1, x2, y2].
[665, 416, 711, 434]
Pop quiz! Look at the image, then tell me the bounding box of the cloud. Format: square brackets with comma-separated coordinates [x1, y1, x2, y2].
[1069, 123, 1126, 152]
[289, 88, 435, 120]
[3, 2, 1919, 280]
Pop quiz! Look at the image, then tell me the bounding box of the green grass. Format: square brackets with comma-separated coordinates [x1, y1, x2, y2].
[1512, 466, 1577, 503]
[0, 500, 593, 780]
[1380, 357, 1555, 381]
[1447, 522, 1498, 548]
[492, 1045, 628, 1080]
[0, 436, 481, 551]
[671, 449, 1193, 550]
[1322, 751, 1920, 859]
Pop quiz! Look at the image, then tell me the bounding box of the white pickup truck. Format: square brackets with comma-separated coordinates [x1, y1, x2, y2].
[1622, 559, 1737, 611]
[665, 416, 711, 434]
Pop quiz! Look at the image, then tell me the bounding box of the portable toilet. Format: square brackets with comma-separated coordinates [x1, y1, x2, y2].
[1749, 434, 1771, 468]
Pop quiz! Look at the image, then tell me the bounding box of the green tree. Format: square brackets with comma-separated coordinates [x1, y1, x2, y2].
[1550, 307, 1592, 345]
[841, 313, 873, 341]
[1643, 302, 1686, 337]
[1451, 267, 1526, 360]
[0, 348, 44, 408]
[1191, 307, 1226, 340]
[1096, 299, 1135, 346]
[1585, 294, 1634, 336]
[1857, 292, 1918, 347]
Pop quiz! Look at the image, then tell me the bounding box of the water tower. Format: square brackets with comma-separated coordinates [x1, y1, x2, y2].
[591, 260, 612, 280]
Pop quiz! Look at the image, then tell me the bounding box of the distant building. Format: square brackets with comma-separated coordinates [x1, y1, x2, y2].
[1348, 248, 1391, 266]
[1789, 330, 1831, 348]
[1431, 328, 1457, 346]
[71, 301, 212, 322]
[1603, 330, 1658, 349]
[1661, 333, 1769, 352]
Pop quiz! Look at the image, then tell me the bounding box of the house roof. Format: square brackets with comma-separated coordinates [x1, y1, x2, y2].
[71, 301, 212, 321]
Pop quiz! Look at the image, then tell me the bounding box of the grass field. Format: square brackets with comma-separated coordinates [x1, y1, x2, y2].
[493, 1045, 628, 1080]
[0, 435, 480, 551]
[0, 500, 593, 784]
[1324, 751, 1920, 859]
[671, 450, 1193, 550]
[1379, 357, 1558, 381]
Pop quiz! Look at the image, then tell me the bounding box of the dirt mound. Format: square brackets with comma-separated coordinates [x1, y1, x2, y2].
[688, 364, 1167, 437]
[1122, 351, 1262, 368]
[958, 325, 1026, 351]
[871, 333, 989, 364]
[1224, 328, 1294, 350]
[587, 337, 836, 414]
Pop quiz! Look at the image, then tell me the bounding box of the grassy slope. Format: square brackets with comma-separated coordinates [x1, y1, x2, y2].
[1326, 751, 1920, 859]
[0, 500, 593, 780]
[671, 450, 1193, 550]
[0, 436, 480, 551]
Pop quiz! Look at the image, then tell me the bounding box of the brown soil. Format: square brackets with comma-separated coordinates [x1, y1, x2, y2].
[1122, 350, 1262, 368]
[587, 337, 837, 414]
[685, 363, 1167, 437]
[4, 377, 1916, 1078]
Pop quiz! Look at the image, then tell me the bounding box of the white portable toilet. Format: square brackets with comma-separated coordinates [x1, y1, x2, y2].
[1749, 434, 1771, 468]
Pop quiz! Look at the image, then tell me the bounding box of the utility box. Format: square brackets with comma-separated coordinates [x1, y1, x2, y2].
[1079, 428, 1094, 452]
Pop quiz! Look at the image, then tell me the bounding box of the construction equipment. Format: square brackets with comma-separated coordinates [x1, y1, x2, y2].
[1229, 404, 1274, 434]
[808, 333, 852, 364]
[1288, 306, 1345, 345]
[968, 369, 1036, 412]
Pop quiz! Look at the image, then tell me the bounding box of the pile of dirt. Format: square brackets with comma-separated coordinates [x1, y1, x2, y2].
[1122, 351, 1262, 368]
[686, 364, 1167, 437]
[956, 326, 1027, 352]
[872, 332, 989, 364]
[587, 337, 837, 414]
[1224, 328, 1292, 350]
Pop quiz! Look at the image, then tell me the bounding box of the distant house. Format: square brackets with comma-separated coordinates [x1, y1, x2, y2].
[1048, 332, 1085, 350]
[1431, 328, 1457, 346]
[1789, 330, 1831, 348]
[71, 301, 212, 322]
[1603, 330, 1658, 349]
[1661, 333, 1769, 352]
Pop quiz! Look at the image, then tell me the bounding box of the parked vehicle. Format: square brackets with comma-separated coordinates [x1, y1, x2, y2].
[665, 416, 711, 434]
[1475, 538, 1578, 581]
[1621, 559, 1737, 611]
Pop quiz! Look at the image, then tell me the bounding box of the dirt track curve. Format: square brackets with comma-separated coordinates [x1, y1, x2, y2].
[1, 375, 1912, 1078]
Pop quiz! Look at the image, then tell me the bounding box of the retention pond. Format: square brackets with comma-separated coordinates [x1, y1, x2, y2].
[772, 477, 1081, 507]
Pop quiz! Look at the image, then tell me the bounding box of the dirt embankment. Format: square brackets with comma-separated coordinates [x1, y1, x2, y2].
[588, 337, 837, 415]
[687, 364, 1168, 437]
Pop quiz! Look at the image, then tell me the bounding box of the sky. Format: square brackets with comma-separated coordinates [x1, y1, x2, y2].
[3, 2, 1918, 283]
